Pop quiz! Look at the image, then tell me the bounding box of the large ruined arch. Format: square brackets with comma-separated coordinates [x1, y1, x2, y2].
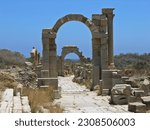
[41, 14, 102, 90]
[40, 9, 115, 92]
[49, 14, 101, 90]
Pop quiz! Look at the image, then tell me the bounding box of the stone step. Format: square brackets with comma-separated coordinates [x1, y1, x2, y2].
[21, 96, 31, 113]
[13, 95, 22, 113]
[0, 89, 31, 113]
[0, 89, 14, 113]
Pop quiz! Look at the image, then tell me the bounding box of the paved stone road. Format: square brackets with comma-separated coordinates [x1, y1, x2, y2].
[54, 76, 129, 113]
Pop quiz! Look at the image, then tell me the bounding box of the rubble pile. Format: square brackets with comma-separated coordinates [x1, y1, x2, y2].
[72, 63, 92, 88]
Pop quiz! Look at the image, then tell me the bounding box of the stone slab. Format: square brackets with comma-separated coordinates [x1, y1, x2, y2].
[128, 102, 146, 113]
[134, 90, 145, 97]
[111, 95, 128, 105]
[141, 96, 150, 110]
[0, 89, 14, 113]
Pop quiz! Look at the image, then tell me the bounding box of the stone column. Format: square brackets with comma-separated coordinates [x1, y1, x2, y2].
[92, 38, 101, 89]
[41, 29, 51, 77]
[102, 8, 115, 67]
[101, 37, 108, 69]
[99, 14, 109, 70]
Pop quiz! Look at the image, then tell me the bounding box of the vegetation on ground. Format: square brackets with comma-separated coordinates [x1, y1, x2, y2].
[0, 49, 26, 69]
[23, 87, 63, 113]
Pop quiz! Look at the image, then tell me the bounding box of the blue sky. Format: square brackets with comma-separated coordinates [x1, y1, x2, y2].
[0, 0, 150, 58]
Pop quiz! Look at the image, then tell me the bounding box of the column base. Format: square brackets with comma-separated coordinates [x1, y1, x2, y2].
[38, 78, 58, 89]
[102, 70, 113, 90]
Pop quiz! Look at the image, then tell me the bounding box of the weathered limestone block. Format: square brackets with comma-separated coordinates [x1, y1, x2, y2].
[128, 102, 146, 113]
[143, 79, 150, 85]
[128, 96, 141, 103]
[141, 96, 150, 110]
[112, 71, 123, 85]
[92, 19, 100, 26]
[15, 84, 23, 96]
[111, 84, 132, 96]
[133, 90, 145, 97]
[140, 79, 150, 96]
[41, 70, 49, 78]
[38, 78, 58, 89]
[21, 96, 29, 106]
[42, 29, 56, 38]
[90, 25, 99, 32]
[102, 70, 117, 90]
[102, 8, 115, 14]
[121, 76, 130, 83]
[22, 105, 31, 113]
[92, 14, 101, 20]
[21, 96, 31, 113]
[13, 96, 22, 113]
[111, 95, 128, 105]
[0, 89, 14, 113]
[111, 84, 132, 105]
[100, 19, 107, 27]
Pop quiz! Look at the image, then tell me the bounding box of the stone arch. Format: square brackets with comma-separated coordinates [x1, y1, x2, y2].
[61, 46, 84, 61]
[42, 14, 102, 90]
[58, 46, 86, 76]
[38, 9, 116, 99]
[52, 14, 100, 38]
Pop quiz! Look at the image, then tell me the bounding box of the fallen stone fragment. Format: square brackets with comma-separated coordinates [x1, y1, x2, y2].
[128, 102, 146, 113]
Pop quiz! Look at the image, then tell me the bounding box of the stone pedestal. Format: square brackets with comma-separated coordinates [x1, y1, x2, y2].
[38, 78, 58, 89]
[102, 70, 114, 90]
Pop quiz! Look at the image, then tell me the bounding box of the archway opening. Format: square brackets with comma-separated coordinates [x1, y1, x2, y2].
[56, 21, 92, 59]
[64, 53, 80, 76]
[55, 21, 93, 88]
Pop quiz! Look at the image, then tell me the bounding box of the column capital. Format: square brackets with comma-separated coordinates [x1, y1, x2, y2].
[107, 14, 115, 19]
[102, 8, 115, 14]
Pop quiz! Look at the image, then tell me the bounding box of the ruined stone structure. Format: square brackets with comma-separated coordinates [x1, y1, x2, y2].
[30, 47, 40, 67]
[38, 8, 115, 94]
[57, 46, 86, 76]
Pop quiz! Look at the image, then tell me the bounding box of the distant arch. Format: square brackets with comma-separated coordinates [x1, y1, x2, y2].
[61, 46, 85, 62]
[57, 46, 86, 76]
